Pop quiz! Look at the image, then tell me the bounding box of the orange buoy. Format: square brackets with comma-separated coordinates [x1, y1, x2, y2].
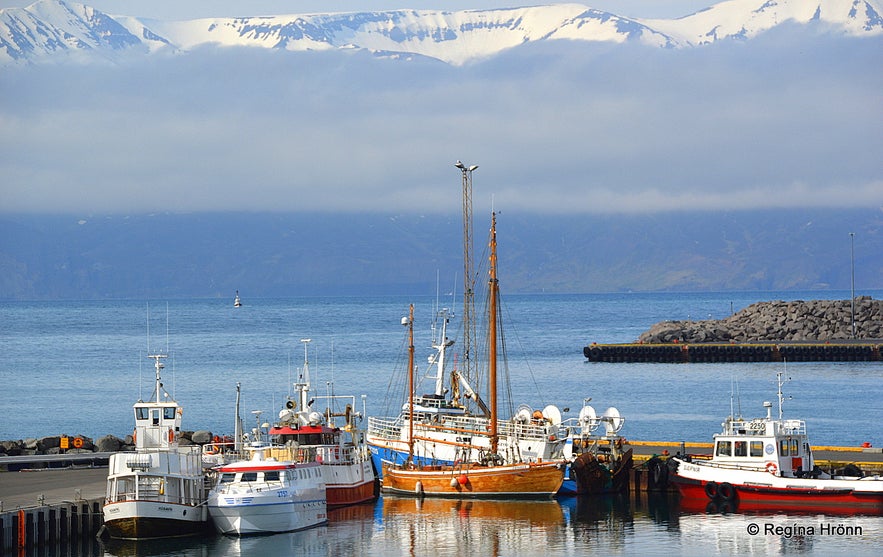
[457, 474, 469, 485]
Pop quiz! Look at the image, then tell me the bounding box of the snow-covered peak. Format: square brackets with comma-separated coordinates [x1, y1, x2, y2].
[1, 0, 881, 66]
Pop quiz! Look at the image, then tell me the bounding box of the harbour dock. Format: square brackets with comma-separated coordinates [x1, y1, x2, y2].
[0, 466, 106, 553]
[3, 441, 881, 552]
[584, 341, 882, 363]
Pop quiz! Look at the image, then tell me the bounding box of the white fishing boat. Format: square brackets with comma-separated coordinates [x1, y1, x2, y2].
[670, 371, 883, 514]
[207, 442, 327, 535]
[103, 354, 210, 539]
[234, 291, 242, 307]
[265, 339, 377, 508]
[367, 166, 568, 474]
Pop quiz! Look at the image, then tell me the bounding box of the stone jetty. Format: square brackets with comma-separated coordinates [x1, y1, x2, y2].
[637, 296, 882, 344]
[0, 430, 215, 460]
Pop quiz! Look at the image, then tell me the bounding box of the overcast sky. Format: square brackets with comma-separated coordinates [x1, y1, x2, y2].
[1, 1, 881, 216]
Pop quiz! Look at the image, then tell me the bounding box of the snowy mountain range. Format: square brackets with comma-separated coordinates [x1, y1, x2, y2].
[2, 0, 881, 65]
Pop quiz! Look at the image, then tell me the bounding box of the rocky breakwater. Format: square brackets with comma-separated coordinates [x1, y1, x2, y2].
[638, 296, 882, 344]
[0, 430, 217, 468]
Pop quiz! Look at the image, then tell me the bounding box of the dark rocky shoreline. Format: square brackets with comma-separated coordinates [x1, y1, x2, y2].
[0, 430, 215, 458]
[637, 296, 882, 344]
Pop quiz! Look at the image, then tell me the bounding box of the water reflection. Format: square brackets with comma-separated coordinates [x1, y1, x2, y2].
[87, 493, 883, 556]
[381, 496, 566, 557]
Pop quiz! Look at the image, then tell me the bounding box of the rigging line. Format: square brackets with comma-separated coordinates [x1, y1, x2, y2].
[502, 297, 546, 408]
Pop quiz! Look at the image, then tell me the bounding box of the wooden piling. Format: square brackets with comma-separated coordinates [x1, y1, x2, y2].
[0, 497, 104, 553]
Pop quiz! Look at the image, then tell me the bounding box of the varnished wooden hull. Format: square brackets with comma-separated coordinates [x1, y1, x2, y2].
[381, 461, 565, 498]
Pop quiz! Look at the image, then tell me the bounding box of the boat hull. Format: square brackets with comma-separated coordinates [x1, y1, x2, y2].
[671, 458, 883, 515]
[328, 476, 377, 509]
[208, 495, 327, 535]
[102, 501, 209, 539]
[568, 448, 633, 495]
[381, 461, 565, 498]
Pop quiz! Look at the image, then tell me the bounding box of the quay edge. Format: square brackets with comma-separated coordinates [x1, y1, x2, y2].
[584, 341, 883, 363]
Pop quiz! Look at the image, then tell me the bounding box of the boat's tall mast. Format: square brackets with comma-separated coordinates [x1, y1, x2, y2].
[148, 353, 168, 403]
[234, 382, 242, 452]
[297, 338, 312, 410]
[488, 212, 499, 455]
[406, 304, 415, 463]
[455, 161, 480, 412]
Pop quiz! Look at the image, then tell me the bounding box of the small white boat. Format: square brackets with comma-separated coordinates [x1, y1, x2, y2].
[234, 291, 242, 307]
[103, 354, 210, 539]
[207, 444, 327, 535]
[670, 371, 883, 514]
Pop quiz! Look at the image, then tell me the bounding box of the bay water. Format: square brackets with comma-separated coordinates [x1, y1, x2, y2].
[1, 290, 881, 556]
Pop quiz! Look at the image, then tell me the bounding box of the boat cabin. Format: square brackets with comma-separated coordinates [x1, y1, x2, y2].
[712, 401, 815, 478]
[134, 401, 182, 450]
[132, 354, 183, 451]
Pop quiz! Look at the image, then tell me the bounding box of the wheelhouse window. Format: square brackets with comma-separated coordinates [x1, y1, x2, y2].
[734, 441, 747, 457]
[241, 472, 258, 482]
[264, 471, 280, 481]
[750, 441, 763, 457]
[164, 407, 176, 420]
[135, 407, 148, 420]
[780, 439, 790, 456]
[219, 473, 235, 484]
[716, 441, 731, 456]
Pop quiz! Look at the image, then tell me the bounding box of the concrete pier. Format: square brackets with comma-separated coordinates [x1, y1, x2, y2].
[0, 468, 106, 553]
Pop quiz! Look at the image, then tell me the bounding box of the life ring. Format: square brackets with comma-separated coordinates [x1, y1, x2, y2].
[168, 429, 175, 442]
[765, 462, 778, 475]
[72, 437, 84, 449]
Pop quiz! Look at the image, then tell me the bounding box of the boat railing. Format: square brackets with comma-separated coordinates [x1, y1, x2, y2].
[106, 484, 206, 506]
[367, 416, 403, 439]
[264, 444, 359, 465]
[778, 419, 807, 435]
[498, 419, 566, 441]
[690, 458, 773, 474]
[368, 413, 563, 442]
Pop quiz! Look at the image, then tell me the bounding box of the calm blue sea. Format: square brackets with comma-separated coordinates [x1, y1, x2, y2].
[2, 291, 881, 556]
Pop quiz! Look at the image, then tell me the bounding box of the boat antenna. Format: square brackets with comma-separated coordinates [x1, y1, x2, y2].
[165, 302, 169, 354]
[146, 301, 151, 354]
[776, 368, 792, 420]
[300, 338, 311, 385]
[138, 350, 143, 401]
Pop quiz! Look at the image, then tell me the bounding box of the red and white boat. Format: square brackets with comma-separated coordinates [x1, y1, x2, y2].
[265, 339, 377, 509]
[670, 371, 883, 514]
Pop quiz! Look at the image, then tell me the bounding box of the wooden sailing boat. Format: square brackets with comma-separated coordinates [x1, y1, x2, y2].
[381, 213, 565, 498]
